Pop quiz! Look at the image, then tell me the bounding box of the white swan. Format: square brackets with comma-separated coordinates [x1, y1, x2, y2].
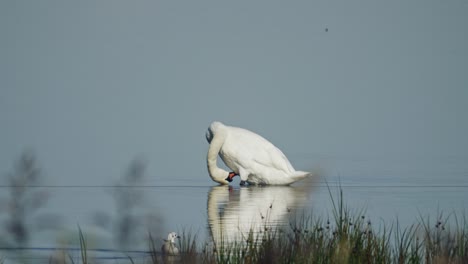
[206, 121, 312, 185]
[161, 232, 180, 256]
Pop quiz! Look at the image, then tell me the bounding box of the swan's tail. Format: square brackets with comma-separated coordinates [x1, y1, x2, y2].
[292, 171, 313, 181]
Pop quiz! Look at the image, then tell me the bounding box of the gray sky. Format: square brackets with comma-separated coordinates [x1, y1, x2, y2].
[1, 1, 467, 186]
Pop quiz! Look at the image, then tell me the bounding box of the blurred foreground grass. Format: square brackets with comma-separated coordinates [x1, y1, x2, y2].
[42, 188, 468, 264]
[1, 152, 467, 263]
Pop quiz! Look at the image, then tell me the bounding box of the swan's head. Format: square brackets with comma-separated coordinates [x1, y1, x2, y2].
[206, 121, 224, 143]
[206, 130, 213, 143]
[165, 232, 179, 243]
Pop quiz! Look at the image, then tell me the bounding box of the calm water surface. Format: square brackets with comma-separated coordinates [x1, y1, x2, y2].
[1, 156, 467, 263]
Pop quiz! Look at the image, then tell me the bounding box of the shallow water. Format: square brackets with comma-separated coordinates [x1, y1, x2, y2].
[0, 155, 467, 263]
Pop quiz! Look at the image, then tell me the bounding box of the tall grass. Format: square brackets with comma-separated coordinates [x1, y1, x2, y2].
[74, 226, 89, 264]
[163, 187, 466, 264]
[0, 151, 50, 248]
[3, 186, 467, 263]
[140, 186, 466, 264]
[43, 187, 467, 264]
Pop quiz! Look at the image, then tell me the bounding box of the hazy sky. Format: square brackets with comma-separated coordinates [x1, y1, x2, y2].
[1, 1, 467, 186]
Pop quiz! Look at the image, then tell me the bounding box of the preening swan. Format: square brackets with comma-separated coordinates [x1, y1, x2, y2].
[206, 121, 312, 185]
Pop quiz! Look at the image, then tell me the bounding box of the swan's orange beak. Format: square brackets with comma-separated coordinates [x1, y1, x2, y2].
[225, 172, 238, 182]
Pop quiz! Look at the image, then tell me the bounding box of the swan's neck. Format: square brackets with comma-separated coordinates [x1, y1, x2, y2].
[207, 161, 229, 185]
[207, 130, 229, 185]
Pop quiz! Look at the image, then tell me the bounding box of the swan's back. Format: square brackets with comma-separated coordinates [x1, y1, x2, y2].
[223, 125, 295, 174]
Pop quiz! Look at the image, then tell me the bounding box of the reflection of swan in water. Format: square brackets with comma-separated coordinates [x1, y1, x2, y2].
[206, 121, 312, 185]
[207, 183, 315, 245]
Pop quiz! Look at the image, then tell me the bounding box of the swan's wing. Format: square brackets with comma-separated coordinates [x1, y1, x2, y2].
[228, 127, 295, 174]
[252, 145, 294, 173]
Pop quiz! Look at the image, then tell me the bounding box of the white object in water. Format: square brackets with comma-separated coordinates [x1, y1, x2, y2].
[161, 232, 179, 255]
[206, 121, 312, 185]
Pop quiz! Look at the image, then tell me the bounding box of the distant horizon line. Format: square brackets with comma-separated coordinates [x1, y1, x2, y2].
[0, 184, 466, 188]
